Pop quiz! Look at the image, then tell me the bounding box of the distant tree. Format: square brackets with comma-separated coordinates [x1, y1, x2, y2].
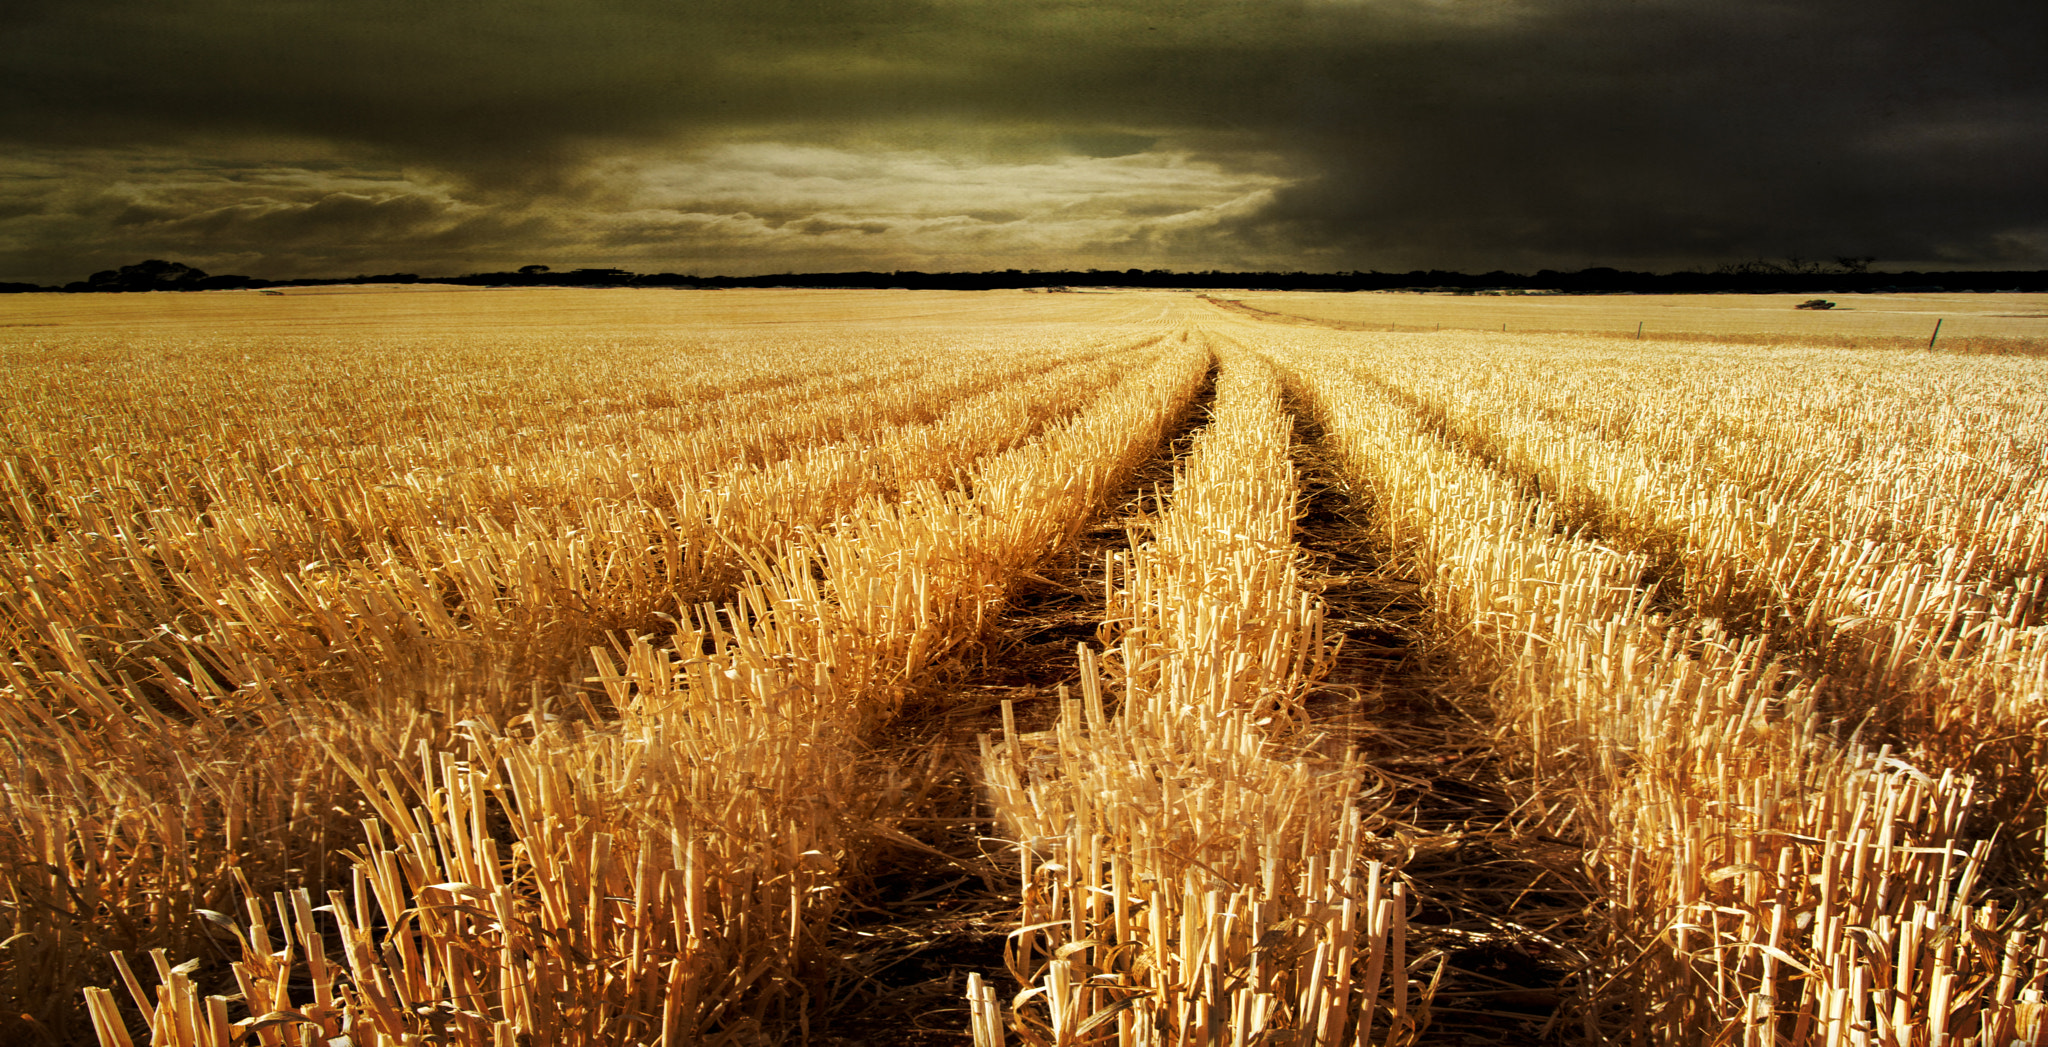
[88, 259, 210, 291]
[518, 264, 550, 275]
[1715, 256, 1877, 277]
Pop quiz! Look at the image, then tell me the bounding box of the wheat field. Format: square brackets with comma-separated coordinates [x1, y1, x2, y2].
[2, 286, 2044, 1046]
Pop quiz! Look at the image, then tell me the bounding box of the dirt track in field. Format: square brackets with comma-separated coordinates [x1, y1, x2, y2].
[1291, 403, 1592, 1045]
[813, 354, 1217, 1044]
[815, 331, 1599, 1044]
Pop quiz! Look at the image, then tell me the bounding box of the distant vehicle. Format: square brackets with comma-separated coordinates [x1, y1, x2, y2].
[1795, 298, 1836, 310]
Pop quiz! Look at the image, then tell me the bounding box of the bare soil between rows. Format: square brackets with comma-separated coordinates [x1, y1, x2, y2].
[1290, 406, 1591, 1045]
[811, 355, 1597, 1045]
[810, 361, 1217, 1044]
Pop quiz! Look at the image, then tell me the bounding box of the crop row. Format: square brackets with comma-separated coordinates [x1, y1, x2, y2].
[979, 343, 1412, 1045]
[1230, 318, 2047, 1046]
[1293, 331, 2048, 862]
[3, 325, 1203, 1043]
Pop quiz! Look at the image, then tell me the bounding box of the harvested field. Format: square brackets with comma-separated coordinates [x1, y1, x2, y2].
[1219, 290, 2048, 353]
[2, 288, 2044, 1046]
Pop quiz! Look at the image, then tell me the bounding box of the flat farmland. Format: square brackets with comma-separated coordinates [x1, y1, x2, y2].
[1226, 289, 2048, 348]
[3, 288, 2044, 1046]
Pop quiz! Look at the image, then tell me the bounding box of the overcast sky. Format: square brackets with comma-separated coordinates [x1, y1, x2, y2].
[3, 0, 2043, 283]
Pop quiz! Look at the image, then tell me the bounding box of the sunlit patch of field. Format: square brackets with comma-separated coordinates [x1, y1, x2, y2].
[1228, 289, 2048, 348]
[0, 285, 1173, 337]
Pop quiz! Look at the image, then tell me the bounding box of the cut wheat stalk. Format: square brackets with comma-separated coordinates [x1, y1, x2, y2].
[979, 342, 1420, 1045]
[1246, 325, 2048, 1045]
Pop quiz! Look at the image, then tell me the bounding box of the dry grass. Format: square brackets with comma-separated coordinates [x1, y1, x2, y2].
[1237, 313, 2048, 1045]
[0, 293, 1196, 1043]
[978, 344, 1419, 1045]
[1267, 327, 2048, 858]
[1222, 290, 2048, 354]
[53, 329, 1209, 1044]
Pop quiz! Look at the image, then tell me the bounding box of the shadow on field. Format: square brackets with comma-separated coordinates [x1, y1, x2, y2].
[1290, 405, 1596, 1045]
[811, 363, 1218, 1045]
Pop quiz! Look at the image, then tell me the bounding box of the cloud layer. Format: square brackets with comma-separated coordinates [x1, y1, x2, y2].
[2, 0, 2042, 282]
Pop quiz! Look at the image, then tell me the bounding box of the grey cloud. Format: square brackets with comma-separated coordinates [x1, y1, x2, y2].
[799, 218, 893, 235]
[1212, 0, 2047, 270]
[187, 193, 449, 241]
[0, 196, 48, 223]
[0, 0, 2041, 280]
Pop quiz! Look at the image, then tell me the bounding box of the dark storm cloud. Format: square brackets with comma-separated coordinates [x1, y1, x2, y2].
[140, 192, 449, 242]
[1224, 0, 2048, 270]
[1, 0, 2041, 282]
[799, 217, 893, 236]
[4, 0, 1020, 175]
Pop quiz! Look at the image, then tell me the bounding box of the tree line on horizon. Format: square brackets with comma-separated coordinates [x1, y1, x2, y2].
[5, 257, 2044, 295]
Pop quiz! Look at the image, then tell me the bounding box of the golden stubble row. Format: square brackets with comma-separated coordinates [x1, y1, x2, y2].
[0, 329, 1141, 723]
[72, 335, 1213, 1045]
[976, 344, 1417, 1046]
[3, 330, 1153, 1038]
[1245, 328, 2046, 1047]
[1315, 332, 2048, 619]
[1291, 331, 2048, 868]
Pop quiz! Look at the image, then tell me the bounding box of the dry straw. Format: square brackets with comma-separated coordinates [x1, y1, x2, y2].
[51, 326, 1209, 1044]
[978, 343, 1420, 1045]
[1244, 321, 2048, 1045]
